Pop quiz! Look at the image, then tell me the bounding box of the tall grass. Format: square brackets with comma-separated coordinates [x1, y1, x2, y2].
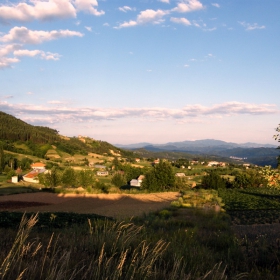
[0, 213, 240, 280]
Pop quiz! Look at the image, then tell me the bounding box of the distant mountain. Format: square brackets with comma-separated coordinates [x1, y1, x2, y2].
[116, 139, 277, 150]
[116, 139, 279, 167]
[115, 142, 153, 149]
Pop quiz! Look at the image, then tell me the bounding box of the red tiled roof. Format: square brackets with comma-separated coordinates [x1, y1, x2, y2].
[31, 162, 46, 168]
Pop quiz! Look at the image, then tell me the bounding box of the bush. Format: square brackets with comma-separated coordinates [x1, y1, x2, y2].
[201, 171, 226, 189]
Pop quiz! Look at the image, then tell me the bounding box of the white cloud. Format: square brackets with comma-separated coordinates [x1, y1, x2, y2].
[74, 0, 105, 16]
[0, 0, 104, 23]
[85, 26, 92, 32]
[212, 3, 220, 8]
[0, 26, 84, 44]
[0, 101, 278, 126]
[0, 0, 76, 23]
[0, 44, 21, 68]
[116, 9, 169, 28]
[172, 0, 204, 13]
[170, 17, 191, 26]
[118, 6, 135, 13]
[158, 0, 170, 3]
[239, 21, 265, 31]
[0, 27, 81, 68]
[13, 49, 60, 60]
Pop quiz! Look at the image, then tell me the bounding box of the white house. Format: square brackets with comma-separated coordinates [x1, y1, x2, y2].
[130, 175, 145, 187]
[23, 168, 47, 183]
[97, 171, 109, 176]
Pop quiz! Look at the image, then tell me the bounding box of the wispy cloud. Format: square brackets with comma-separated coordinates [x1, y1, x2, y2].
[239, 21, 265, 31]
[118, 6, 135, 13]
[85, 26, 92, 32]
[0, 0, 104, 24]
[158, 0, 170, 3]
[0, 101, 278, 126]
[170, 17, 191, 26]
[0, 27, 83, 44]
[211, 3, 220, 8]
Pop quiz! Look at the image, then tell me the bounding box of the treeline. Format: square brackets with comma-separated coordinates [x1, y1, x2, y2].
[0, 111, 60, 144]
[0, 111, 137, 159]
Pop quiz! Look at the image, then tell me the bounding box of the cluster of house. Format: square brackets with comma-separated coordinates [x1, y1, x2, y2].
[21, 162, 47, 184]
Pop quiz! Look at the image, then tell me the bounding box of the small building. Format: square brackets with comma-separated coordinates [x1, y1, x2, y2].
[175, 173, 186, 177]
[130, 175, 145, 187]
[23, 168, 47, 183]
[12, 176, 18, 183]
[31, 162, 46, 170]
[97, 171, 109, 176]
[207, 161, 220, 167]
[135, 158, 141, 163]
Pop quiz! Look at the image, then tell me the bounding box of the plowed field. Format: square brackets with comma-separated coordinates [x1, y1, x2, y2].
[0, 192, 180, 219]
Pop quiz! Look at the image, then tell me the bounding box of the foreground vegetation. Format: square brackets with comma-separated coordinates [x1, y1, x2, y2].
[1, 196, 280, 279]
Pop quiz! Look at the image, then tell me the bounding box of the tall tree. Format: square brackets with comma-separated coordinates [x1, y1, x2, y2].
[142, 160, 175, 191]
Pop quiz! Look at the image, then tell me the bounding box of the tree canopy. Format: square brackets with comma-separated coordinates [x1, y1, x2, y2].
[142, 160, 175, 191]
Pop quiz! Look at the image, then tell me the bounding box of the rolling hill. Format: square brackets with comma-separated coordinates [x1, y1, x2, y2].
[0, 111, 134, 159]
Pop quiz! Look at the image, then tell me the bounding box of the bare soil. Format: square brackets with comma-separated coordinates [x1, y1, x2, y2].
[0, 192, 180, 219]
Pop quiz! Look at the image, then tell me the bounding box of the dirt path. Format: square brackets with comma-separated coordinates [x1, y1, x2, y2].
[0, 192, 180, 219]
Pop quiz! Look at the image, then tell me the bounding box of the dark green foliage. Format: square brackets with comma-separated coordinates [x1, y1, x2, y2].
[111, 173, 127, 188]
[218, 187, 280, 211]
[39, 167, 61, 187]
[19, 157, 33, 170]
[230, 169, 266, 188]
[78, 169, 94, 188]
[112, 157, 121, 170]
[172, 158, 189, 168]
[201, 171, 226, 189]
[6, 170, 16, 180]
[61, 167, 77, 187]
[142, 160, 175, 191]
[0, 142, 4, 173]
[0, 111, 59, 144]
[94, 181, 110, 193]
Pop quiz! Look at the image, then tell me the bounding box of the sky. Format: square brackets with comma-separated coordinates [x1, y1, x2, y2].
[0, 0, 280, 145]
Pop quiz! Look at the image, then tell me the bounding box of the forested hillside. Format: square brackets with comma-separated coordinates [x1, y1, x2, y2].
[0, 111, 60, 143]
[0, 111, 134, 158]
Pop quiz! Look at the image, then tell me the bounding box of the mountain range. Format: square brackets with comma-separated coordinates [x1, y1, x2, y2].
[116, 139, 279, 167]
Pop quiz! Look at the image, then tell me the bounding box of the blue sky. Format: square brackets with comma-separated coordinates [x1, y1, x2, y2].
[0, 0, 279, 145]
